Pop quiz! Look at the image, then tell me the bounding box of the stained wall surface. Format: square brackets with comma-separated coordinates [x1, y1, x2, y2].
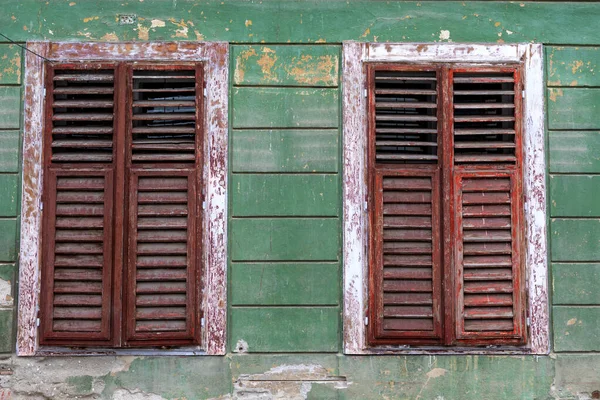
[0, 1, 599, 399]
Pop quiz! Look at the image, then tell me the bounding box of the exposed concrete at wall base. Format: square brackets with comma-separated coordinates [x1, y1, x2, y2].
[0, 354, 597, 399]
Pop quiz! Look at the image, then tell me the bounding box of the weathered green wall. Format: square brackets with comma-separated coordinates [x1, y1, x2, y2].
[0, 1, 600, 399]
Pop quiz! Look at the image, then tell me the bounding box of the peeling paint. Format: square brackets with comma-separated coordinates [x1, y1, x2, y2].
[100, 32, 119, 41]
[150, 19, 165, 28]
[549, 88, 564, 102]
[439, 29, 450, 41]
[234, 47, 257, 84]
[571, 60, 584, 74]
[137, 23, 150, 40]
[256, 48, 278, 82]
[0, 279, 12, 307]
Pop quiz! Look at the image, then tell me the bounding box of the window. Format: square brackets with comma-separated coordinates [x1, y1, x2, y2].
[18, 42, 228, 355]
[342, 43, 548, 353]
[368, 64, 525, 346]
[40, 63, 203, 347]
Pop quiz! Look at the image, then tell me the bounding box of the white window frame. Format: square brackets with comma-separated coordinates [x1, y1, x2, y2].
[17, 42, 228, 356]
[342, 42, 548, 354]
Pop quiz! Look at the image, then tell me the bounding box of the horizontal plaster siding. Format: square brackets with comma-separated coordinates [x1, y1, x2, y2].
[547, 46, 600, 352]
[229, 45, 340, 353]
[0, 44, 21, 352]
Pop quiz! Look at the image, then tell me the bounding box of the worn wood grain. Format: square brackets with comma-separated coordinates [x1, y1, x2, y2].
[552, 263, 600, 305]
[550, 219, 600, 262]
[548, 88, 600, 130]
[233, 87, 338, 128]
[230, 218, 339, 261]
[230, 174, 338, 217]
[553, 306, 600, 352]
[0, 87, 21, 129]
[230, 307, 339, 352]
[232, 129, 338, 173]
[547, 46, 600, 87]
[233, 45, 339, 87]
[550, 175, 600, 217]
[549, 131, 600, 173]
[230, 262, 340, 305]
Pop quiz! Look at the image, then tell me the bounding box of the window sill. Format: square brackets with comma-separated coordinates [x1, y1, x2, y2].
[32, 346, 208, 357]
[348, 346, 547, 356]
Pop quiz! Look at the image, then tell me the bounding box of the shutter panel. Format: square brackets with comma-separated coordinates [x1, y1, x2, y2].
[124, 65, 202, 346]
[48, 65, 116, 163]
[451, 67, 526, 345]
[373, 69, 439, 163]
[40, 169, 114, 344]
[368, 66, 443, 344]
[454, 172, 526, 344]
[41, 63, 117, 345]
[125, 172, 199, 345]
[451, 68, 521, 165]
[370, 169, 443, 343]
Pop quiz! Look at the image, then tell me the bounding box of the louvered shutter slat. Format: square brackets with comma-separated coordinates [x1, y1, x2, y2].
[130, 68, 198, 164]
[373, 69, 439, 164]
[125, 172, 199, 345]
[455, 172, 526, 344]
[50, 67, 116, 164]
[40, 170, 113, 344]
[371, 170, 442, 343]
[452, 70, 520, 165]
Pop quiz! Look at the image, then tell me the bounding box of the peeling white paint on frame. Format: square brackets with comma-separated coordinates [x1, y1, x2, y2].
[342, 42, 549, 355]
[17, 41, 228, 356]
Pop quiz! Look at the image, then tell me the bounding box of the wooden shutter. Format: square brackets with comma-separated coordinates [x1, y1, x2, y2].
[368, 66, 443, 344]
[125, 172, 199, 345]
[40, 64, 117, 345]
[124, 65, 202, 346]
[450, 67, 526, 345]
[47, 65, 116, 163]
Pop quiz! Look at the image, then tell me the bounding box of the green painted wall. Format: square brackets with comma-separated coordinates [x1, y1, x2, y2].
[1, 1, 600, 399]
[0, 43, 21, 354]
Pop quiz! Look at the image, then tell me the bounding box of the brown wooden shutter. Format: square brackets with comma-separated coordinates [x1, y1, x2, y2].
[368, 66, 443, 345]
[40, 65, 117, 345]
[125, 172, 199, 344]
[450, 67, 526, 345]
[124, 65, 202, 346]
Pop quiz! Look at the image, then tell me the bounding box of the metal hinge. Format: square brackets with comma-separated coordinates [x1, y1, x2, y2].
[364, 201, 368, 211]
[43, 88, 46, 97]
[40, 202, 43, 211]
[36, 318, 40, 327]
[203, 88, 207, 97]
[526, 317, 531, 326]
[364, 317, 368, 326]
[364, 89, 368, 98]
[201, 317, 205, 327]
[522, 90, 525, 99]
[202, 201, 206, 210]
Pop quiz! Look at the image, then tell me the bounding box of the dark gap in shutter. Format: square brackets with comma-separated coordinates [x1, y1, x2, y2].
[374, 71, 438, 164]
[131, 69, 197, 163]
[453, 72, 517, 164]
